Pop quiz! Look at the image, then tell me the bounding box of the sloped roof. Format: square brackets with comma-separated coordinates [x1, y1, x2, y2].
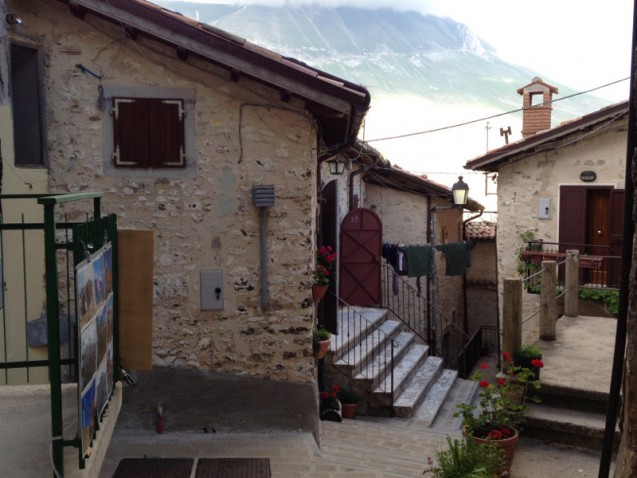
[465, 221, 496, 242]
[465, 101, 629, 173]
[59, 0, 371, 149]
[361, 162, 484, 213]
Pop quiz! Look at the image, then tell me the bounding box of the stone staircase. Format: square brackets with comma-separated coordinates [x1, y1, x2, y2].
[325, 306, 477, 427]
[522, 382, 620, 451]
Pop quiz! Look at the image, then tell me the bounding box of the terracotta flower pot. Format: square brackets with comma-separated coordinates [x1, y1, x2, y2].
[471, 428, 520, 473]
[312, 284, 328, 303]
[341, 403, 357, 419]
[313, 339, 330, 360]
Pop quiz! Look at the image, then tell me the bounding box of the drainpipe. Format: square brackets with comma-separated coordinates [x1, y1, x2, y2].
[462, 208, 484, 335]
[252, 186, 275, 312]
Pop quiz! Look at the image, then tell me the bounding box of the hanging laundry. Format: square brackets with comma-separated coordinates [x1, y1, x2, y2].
[401, 245, 433, 278]
[435, 241, 474, 276]
[382, 243, 407, 275]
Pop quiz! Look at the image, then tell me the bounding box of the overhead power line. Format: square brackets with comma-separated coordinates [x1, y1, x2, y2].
[366, 77, 630, 143]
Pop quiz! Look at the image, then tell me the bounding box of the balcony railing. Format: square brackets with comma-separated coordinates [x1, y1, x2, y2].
[521, 241, 620, 290]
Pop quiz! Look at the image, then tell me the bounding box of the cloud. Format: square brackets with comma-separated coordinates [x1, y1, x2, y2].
[175, 0, 438, 14]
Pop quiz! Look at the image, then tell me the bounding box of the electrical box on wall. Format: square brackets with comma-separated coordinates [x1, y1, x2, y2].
[538, 198, 551, 219]
[200, 269, 224, 310]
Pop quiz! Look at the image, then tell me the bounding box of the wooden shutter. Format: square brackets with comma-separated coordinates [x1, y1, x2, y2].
[113, 98, 185, 168]
[113, 98, 150, 167]
[149, 99, 186, 168]
[558, 186, 587, 251]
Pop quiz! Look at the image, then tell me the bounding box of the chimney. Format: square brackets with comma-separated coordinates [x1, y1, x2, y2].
[517, 77, 559, 138]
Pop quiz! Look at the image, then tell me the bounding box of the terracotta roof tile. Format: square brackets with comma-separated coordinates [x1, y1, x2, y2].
[465, 221, 496, 241]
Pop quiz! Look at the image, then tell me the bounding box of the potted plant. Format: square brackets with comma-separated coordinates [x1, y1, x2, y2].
[337, 386, 359, 419]
[313, 327, 331, 360]
[514, 344, 544, 380]
[454, 352, 542, 473]
[423, 436, 507, 478]
[320, 384, 342, 422]
[312, 245, 337, 302]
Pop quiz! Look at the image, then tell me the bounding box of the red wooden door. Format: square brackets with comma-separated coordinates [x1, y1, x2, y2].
[339, 208, 382, 306]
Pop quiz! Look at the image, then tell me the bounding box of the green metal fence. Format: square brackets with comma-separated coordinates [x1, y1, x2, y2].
[0, 192, 119, 476]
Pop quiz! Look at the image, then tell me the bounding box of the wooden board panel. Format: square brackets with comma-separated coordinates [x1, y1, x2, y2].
[117, 230, 154, 371]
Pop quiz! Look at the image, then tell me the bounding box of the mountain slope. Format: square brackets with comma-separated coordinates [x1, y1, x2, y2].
[154, 2, 610, 123]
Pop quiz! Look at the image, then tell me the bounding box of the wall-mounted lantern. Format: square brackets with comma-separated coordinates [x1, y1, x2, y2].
[451, 176, 469, 208]
[327, 159, 346, 175]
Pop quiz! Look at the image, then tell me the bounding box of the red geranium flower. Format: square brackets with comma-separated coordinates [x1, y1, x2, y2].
[531, 359, 544, 368]
[497, 377, 507, 386]
[479, 380, 489, 388]
[502, 351, 513, 362]
[480, 363, 488, 369]
[487, 429, 503, 440]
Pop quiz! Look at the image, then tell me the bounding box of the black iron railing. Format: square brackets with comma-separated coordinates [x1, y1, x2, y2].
[380, 263, 431, 349]
[458, 325, 499, 379]
[331, 295, 395, 416]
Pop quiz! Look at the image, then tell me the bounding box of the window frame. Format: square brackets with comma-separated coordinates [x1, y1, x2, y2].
[102, 85, 196, 179]
[10, 42, 48, 168]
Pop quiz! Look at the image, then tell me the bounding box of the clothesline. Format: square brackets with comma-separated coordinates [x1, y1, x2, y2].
[382, 241, 474, 278]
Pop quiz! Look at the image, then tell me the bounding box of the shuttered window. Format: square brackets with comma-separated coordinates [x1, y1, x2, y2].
[112, 97, 186, 168]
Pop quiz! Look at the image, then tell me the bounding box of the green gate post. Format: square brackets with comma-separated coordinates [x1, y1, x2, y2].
[38, 192, 104, 477]
[41, 200, 64, 477]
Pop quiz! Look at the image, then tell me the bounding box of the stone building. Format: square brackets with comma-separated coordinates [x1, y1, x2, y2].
[320, 145, 484, 368]
[1, 0, 370, 439]
[465, 77, 627, 311]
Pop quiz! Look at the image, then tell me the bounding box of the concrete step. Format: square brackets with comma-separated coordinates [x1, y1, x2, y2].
[333, 307, 389, 353]
[333, 319, 402, 369]
[523, 402, 620, 451]
[373, 344, 429, 393]
[410, 369, 458, 427]
[389, 354, 442, 417]
[535, 382, 609, 415]
[354, 331, 416, 385]
[430, 378, 478, 432]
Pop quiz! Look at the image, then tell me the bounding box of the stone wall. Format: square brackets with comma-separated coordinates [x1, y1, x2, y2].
[13, 0, 319, 387]
[496, 125, 626, 288]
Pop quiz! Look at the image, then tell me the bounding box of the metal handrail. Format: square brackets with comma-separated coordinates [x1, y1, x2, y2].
[331, 293, 395, 416]
[458, 325, 499, 379]
[380, 263, 431, 346]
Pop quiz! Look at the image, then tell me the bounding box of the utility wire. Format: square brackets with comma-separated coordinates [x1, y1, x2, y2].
[366, 77, 630, 142]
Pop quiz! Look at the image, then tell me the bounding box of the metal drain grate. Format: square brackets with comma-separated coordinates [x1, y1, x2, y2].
[112, 458, 194, 478]
[195, 458, 271, 478]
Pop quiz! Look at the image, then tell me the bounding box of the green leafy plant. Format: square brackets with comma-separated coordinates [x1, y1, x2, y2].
[337, 386, 359, 404]
[313, 327, 331, 342]
[578, 287, 619, 317]
[423, 436, 507, 478]
[516, 344, 542, 358]
[313, 245, 337, 285]
[455, 352, 542, 440]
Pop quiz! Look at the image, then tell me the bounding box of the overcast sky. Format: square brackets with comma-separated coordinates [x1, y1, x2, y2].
[175, 0, 634, 102]
[167, 0, 634, 212]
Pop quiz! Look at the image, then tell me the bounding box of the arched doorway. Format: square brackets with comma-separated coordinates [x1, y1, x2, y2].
[339, 208, 382, 306]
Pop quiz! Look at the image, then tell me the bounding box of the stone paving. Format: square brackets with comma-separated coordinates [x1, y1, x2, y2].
[99, 415, 612, 477]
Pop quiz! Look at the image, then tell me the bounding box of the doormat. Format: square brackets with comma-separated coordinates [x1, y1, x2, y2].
[195, 458, 272, 478]
[113, 458, 194, 478]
